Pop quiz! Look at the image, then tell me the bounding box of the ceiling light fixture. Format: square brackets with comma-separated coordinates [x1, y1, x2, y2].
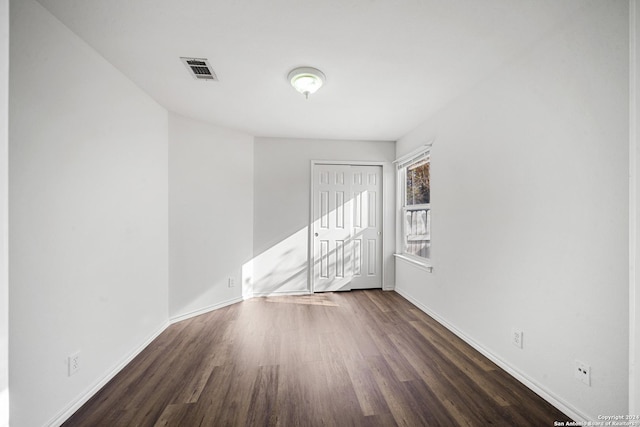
[288, 67, 326, 99]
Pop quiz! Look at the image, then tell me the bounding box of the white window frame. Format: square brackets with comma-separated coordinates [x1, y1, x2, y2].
[394, 144, 433, 272]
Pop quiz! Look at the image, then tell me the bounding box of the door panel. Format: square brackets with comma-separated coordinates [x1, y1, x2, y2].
[350, 165, 383, 289]
[313, 165, 353, 292]
[312, 164, 383, 292]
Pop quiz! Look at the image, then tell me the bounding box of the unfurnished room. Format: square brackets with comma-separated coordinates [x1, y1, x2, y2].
[0, 0, 639, 426]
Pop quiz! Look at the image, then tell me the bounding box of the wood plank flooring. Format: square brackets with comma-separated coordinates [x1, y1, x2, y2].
[63, 290, 571, 426]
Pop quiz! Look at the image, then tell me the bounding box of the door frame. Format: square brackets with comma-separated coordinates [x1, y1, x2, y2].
[308, 160, 391, 293]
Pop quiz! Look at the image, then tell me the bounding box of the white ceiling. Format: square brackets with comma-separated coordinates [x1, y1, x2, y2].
[36, 0, 588, 141]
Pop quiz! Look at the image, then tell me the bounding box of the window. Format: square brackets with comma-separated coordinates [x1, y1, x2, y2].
[396, 147, 431, 262]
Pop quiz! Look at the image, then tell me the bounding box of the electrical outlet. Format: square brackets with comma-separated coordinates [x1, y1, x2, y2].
[575, 360, 590, 386]
[512, 328, 523, 349]
[68, 352, 80, 376]
[228, 277, 235, 288]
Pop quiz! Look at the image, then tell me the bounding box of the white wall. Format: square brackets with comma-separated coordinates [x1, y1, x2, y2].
[631, 0, 640, 415]
[252, 137, 395, 296]
[9, 1, 169, 426]
[168, 113, 254, 319]
[395, 1, 629, 421]
[0, 0, 8, 425]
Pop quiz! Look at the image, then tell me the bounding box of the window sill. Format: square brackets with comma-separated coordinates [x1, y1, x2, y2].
[394, 254, 433, 273]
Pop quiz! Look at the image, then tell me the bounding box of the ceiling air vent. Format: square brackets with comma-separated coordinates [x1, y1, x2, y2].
[180, 57, 218, 81]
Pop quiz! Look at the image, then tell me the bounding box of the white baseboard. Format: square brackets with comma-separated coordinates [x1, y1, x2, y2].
[170, 296, 243, 324]
[394, 287, 588, 423]
[46, 321, 170, 427]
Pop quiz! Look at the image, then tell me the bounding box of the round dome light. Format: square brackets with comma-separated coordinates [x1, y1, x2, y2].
[288, 67, 326, 99]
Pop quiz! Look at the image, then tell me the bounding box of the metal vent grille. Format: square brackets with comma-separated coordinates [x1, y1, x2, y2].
[180, 57, 218, 81]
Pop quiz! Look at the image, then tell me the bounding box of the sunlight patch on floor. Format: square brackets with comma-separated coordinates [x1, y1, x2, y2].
[262, 295, 340, 307]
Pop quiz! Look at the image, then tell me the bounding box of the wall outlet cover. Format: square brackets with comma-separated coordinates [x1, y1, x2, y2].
[68, 352, 80, 376]
[512, 328, 523, 349]
[575, 360, 591, 386]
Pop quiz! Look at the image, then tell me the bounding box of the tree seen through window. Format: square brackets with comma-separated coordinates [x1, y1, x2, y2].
[406, 160, 430, 205]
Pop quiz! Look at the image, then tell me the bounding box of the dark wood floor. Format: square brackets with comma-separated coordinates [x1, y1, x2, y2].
[63, 290, 570, 426]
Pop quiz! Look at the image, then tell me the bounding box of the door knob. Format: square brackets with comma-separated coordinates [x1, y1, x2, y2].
[315, 233, 319, 237]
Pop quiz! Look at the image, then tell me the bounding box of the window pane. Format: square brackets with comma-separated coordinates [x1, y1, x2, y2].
[404, 208, 430, 258]
[406, 159, 430, 205]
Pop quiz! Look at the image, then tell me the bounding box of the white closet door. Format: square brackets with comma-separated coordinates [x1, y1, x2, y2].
[312, 164, 383, 292]
[350, 165, 383, 289]
[312, 164, 353, 292]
